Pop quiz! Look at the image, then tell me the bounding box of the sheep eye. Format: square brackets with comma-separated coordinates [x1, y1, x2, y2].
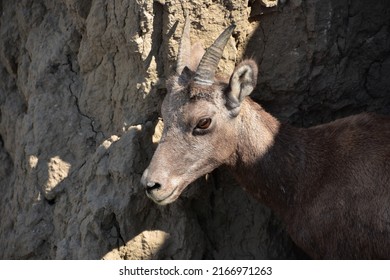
[196, 118, 212, 129]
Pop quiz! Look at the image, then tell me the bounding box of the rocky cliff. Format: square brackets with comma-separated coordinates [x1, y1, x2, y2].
[0, 0, 389, 259]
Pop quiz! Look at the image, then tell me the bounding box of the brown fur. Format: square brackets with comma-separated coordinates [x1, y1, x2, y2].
[228, 98, 390, 259]
[143, 70, 390, 258]
[142, 25, 390, 259]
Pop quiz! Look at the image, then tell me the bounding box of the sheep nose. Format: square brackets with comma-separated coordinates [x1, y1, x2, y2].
[141, 168, 162, 194]
[145, 181, 162, 194]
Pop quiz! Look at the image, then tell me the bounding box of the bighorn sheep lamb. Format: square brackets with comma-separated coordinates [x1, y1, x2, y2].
[141, 19, 390, 259]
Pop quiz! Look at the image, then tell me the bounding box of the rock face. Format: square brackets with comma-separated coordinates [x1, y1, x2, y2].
[0, 0, 389, 259]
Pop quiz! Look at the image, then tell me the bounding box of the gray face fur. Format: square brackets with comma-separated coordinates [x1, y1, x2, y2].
[141, 21, 258, 205]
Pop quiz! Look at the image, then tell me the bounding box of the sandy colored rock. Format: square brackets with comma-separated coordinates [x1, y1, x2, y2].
[42, 156, 72, 201]
[102, 230, 170, 260]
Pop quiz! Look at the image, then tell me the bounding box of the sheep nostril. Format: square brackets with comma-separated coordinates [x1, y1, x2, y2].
[145, 181, 162, 194]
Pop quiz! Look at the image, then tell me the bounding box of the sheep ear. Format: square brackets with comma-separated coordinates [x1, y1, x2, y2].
[225, 60, 258, 117]
[178, 66, 194, 85]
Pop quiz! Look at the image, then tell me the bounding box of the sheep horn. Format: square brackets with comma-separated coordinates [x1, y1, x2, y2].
[176, 14, 191, 74]
[193, 24, 236, 86]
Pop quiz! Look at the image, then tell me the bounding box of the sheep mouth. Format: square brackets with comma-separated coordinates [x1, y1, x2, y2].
[144, 172, 203, 205]
[146, 185, 184, 206]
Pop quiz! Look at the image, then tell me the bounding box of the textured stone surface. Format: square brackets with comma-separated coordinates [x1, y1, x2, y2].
[0, 0, 389, 259]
